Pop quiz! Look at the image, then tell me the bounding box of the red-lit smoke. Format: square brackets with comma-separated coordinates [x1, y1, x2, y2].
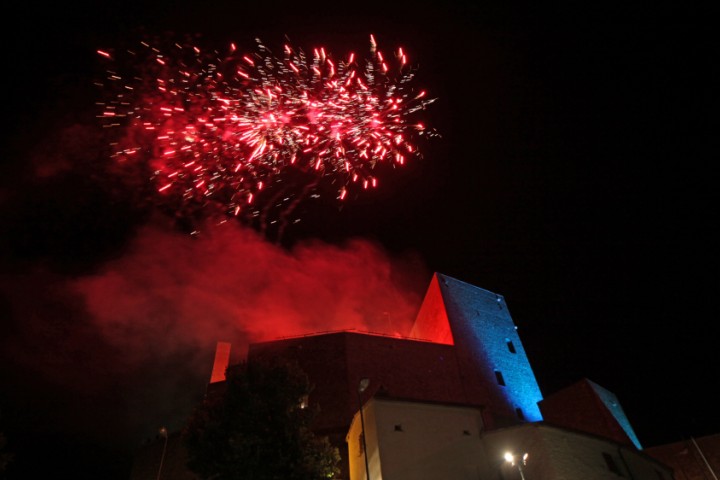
[1, 219, 429, 446]
[73, 221, 426, 357]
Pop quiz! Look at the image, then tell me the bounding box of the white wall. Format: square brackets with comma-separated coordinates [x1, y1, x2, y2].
[347, 398, 673, 480]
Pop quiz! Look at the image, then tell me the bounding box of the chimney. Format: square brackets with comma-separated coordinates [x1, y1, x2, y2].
[209, 341, 232, 384]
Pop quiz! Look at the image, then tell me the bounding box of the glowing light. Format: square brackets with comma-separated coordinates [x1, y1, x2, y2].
[504, 451, 529, 480]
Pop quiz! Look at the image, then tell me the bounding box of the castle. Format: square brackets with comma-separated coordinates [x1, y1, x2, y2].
[130, 272, 718, 479]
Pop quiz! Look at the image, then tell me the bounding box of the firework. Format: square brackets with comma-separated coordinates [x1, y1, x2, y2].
[96, 34, 437, 234]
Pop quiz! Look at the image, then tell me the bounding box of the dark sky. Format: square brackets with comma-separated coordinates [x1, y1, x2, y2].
[0, 2, 715, 479]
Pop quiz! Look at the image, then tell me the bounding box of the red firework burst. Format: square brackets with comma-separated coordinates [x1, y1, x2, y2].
[96, 34, 437, 233]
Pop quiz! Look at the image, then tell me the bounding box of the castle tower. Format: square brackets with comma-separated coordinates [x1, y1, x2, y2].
[411, 272, 544, 424]
[539, 378, 642, 449]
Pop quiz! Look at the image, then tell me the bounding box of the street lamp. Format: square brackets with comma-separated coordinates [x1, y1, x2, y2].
[156, 427, 168, 480]
[358, 378, 371, 480]
[504, 451, 528, 480]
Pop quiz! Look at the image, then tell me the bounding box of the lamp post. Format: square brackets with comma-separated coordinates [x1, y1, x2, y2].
[156, 427, 168, 480]
[358, 378, 371, 480]
[504, 451, 528, 480]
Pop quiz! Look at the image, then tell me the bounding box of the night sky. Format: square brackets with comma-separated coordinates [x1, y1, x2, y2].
[0, 2, 714, 479]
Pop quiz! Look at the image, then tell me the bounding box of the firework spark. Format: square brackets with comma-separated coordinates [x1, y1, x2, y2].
[96, 34, 437, 237]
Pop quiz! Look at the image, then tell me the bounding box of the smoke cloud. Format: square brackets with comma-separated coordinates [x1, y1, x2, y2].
[74, 219, 427, 356]
[1, 217, 429, 457]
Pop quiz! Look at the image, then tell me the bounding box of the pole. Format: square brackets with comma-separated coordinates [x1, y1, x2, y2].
[156, 427, 168, 480]
[691, 437, 719, 480]
[358, 379, 371, 480]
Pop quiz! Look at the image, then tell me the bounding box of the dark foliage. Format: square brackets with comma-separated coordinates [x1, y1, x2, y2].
[182, 358, 340, 480]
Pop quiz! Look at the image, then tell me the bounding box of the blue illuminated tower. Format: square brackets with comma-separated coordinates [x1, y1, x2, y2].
[411, 272, 544, 425]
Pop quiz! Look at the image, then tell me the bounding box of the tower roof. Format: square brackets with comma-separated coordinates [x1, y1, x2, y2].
[539, 377, 642, 449]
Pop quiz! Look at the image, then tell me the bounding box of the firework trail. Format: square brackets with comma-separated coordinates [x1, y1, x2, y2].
[96, 34, 437, 240]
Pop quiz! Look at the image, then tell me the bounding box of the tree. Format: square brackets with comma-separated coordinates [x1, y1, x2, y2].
[183, 357, 340, 480]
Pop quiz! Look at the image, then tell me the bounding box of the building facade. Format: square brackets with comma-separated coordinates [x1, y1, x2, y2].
[346, 397, 673, 480]
[644, 434, 720, 480]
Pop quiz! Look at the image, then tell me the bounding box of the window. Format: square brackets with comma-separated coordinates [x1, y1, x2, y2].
[394, 424, 403, 432]
[494, 370, 506, 386]
[358, 433, 365, 456]
[602, 452, 623, 476]
[506, 339, 516, 353]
